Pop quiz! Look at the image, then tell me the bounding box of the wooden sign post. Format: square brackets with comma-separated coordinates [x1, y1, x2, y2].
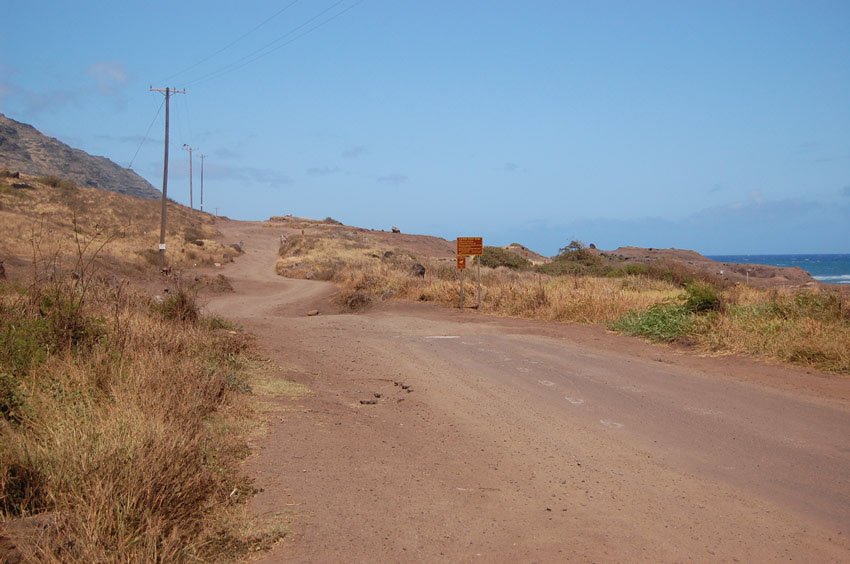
[457, 255, 467, 308]
[456, 237, 483, 310]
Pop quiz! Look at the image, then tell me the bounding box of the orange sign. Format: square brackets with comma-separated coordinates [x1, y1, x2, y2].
[456, 237, 483, 256]
[457, 256, 466, 270]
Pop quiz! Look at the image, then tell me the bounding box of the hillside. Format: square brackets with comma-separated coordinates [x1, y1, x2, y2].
[0, 112, 159, 199]
[0, 171, 240, 281]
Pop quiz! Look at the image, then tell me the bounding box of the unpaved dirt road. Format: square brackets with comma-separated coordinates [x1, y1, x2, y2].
[208, 220, 850, 562]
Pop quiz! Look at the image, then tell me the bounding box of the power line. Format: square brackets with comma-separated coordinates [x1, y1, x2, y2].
[160, 0, 301, 83]
[128, 97, 165, 169]
[186, 0, 362, 87]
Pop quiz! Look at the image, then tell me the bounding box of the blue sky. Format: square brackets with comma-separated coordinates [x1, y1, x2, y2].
[2, 0, 849, 255]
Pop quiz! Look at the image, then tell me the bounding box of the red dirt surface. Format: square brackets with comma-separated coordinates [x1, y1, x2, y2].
[207, 220, 850, 562]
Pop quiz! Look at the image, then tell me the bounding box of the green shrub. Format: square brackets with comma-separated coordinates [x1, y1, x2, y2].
[0, 315, 49, 375]
[557, 240, 597, 262]
[0, 372, 24, 423]
[155, 290, 199, 323]
[605, 263, 651, 278]
[38, 288, 105, 350]
[684, 281, 721, 312]
[612, 303, 693, 342]
[536, 240, 606, 276]
[536, 260, 594, 276]
[480, 246, 531, 270]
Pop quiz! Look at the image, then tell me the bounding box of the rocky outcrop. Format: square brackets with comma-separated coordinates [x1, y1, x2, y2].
[0, 113, 160, 200]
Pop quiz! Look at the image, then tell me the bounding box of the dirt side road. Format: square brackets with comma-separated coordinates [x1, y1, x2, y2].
[207, 220, 850, 562]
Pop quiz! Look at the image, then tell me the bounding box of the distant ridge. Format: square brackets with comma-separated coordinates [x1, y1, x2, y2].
[0, 112, 160, 200]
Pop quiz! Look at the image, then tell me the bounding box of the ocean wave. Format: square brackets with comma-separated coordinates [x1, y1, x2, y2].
[814, 274, 850, 284]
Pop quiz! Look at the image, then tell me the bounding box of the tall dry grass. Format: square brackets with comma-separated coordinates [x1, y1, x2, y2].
[693, 286, 850, 373]
[0, 243, 265, 561]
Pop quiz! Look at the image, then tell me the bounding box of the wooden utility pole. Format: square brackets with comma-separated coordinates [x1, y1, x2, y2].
[183, 144, 195, 209]
[199, 154, 206, 212]
[150, 86, 186, 265]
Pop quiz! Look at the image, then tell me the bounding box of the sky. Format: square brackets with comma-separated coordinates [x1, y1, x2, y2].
[2, 0, 849, 255]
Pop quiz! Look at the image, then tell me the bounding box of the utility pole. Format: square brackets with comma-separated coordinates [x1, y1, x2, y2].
[182, 144, 195, 209]
[150, 86, 186, 266]
[199, 154, 206, 212]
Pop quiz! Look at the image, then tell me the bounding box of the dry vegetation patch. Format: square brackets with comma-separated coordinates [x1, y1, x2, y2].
[0, 261, 285, 561]
[275, 227, 850, 375]
[0, 172, 241, 279]
[0, 176, 282, 561]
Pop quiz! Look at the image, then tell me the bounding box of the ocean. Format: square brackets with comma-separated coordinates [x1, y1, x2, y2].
[707, 254, 850, 285]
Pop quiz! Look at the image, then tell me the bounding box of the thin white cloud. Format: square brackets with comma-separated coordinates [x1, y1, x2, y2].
[86, 62, 129, 96]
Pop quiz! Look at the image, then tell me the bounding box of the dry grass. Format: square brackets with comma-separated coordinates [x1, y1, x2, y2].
[0, 172, 241, 279]
[0, 174, 307, 561]
[276, 229, 850, 375]
[277, 232, 682, 321]
[0, 236, 278, 562]
[692, 286, 850, 373]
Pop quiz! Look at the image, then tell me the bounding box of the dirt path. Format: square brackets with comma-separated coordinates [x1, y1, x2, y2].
[207, 220, 850, 562]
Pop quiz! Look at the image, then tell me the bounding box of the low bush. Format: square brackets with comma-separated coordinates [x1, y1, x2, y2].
[536, 241, 608, 276]
[480, 246, 531, 270]
[182, 225, 205, 243]
[155, 288, 200, 323]
[684, 281, 722, 312]
[611, 303, 693, 342]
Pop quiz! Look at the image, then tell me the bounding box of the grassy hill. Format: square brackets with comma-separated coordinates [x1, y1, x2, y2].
[0, 170, 240, 281]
